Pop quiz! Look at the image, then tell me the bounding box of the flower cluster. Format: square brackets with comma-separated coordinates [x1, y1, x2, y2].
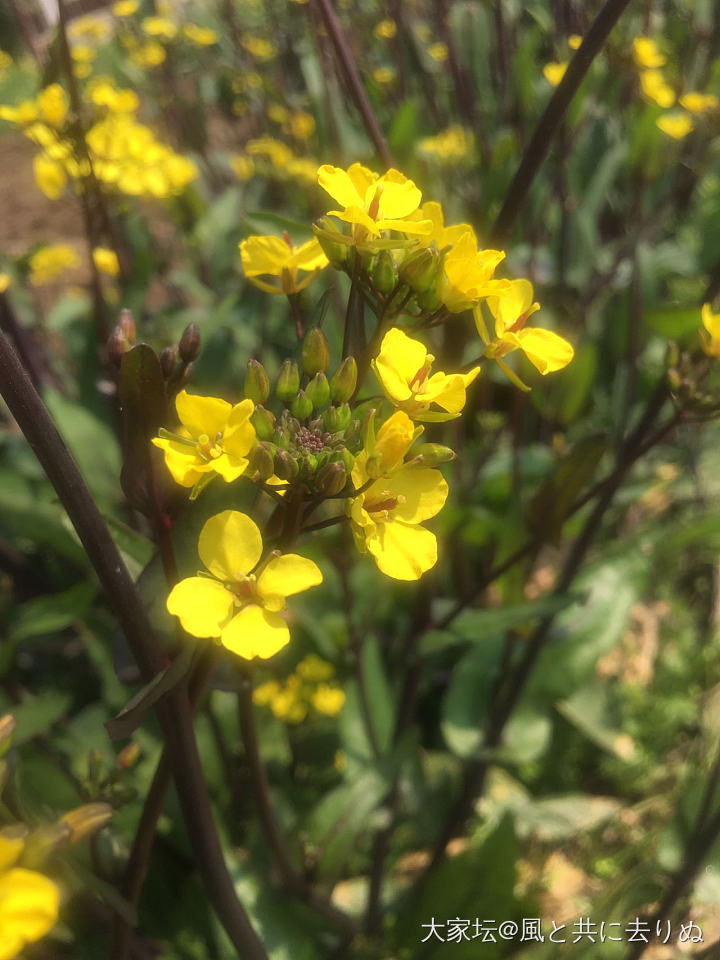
[254, 654, 345, 723]
[0, 80, 197, 201]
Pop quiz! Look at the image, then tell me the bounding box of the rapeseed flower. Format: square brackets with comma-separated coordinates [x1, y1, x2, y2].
[474, 278, 574, 385]
[153, 391, 255, 489]
[0, 833, 60, 960]
[93, 247, 120, 275]
[700, 303, 720, 357]
[183, 24, 219, 46]
[441, 229, 505, 313]
[656, 113, 693, 138]
[317, 163, 432, 240]
[640, 70, 675, 108]
[428, 42, 448, 62]
[167, 510, 323, 659]
[28, 244, 79, 285]
[374, 19, 397, 39]
[239, 234, 328, 294]
[349, 412, 448, 580]
[680, 92, 719, 114]
[633, 36, 666, 69]
[543, 62, 567, 86]
[372, 328, 479, 421]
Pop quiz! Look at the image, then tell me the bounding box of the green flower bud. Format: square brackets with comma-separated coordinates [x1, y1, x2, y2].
[20, 823, 72, 869]
[244, 358, 270, 403]
[276, 359, 300, 402]
[399, 248, 438, 294]
[248, 441, 276, 480]
[373, 250, 397, 294]
[274, 448, 299, 481]
[302, 326, 330, 376]
[316, 461, 347, 496]
[60, 802, 113, 845]
[411, 443, 456, 466]
[251, 405, 276, 440]
[341, 447, 356, 476]
[306, 372, 331, 410]
[314, 217, 347, 267]
[323, 403, 352, 432]
[107, 327, 130, 367]
[291, 390, 313, 420]
[416, 284, 442, 312]
[178, 322, 201, 363]
[329, 356, 358, 402]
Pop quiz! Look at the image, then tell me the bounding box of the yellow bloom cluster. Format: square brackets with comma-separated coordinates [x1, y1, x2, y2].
[254, 654, 345, 723]
[232, 136, 319, 188]
[1, 80, 197, 201]
[418, 125, 472, 162]
[28, 244, 80, 286]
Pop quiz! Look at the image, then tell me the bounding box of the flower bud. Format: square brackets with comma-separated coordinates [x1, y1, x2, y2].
[372, 250, 397, 294]
[302, 326, 330, 376]
[306, 372, 331, 410]
[244, 358, 270, 403]
[107, 327, 129, 367]
[251, 405, 276, 441]
[117, 741, 141, 770]
[329, 356, 358, 402]
[411, 443, 456, 466]
[416, 284, 442, 312]
[248, 441, 276, 480]
[274, 448, 299, 481]
[60, 803, 113, 845]
[323, 403, 352, 432]
[291, 390, 313, 420]
[117, 308, 136, 345]
[178, 322, 201, 364]
[276, 359, 300, 402]
[160, 346, 177, 378]
[316, 461, 347, 496]
[341, 447, 356, 476]
[0, 715, 16, 758]
[399, 248, 438, 294]
[314, 217, 347, 267]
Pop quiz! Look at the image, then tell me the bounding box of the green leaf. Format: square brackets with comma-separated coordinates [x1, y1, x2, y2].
[105, 645, 195, 740]
[9, 691, 72, 744]
[359, 636, 394, 754]
[645, 305, 703, 341]
[7, 582, 96, 644]
[441, 636, 504, 758]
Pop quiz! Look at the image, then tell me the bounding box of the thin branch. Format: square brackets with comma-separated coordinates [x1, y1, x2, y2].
[312, 0, 393, 167]
[491, 0, 633, 245]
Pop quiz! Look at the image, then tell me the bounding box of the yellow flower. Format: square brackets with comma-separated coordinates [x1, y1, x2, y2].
[317, 162, 432, 239]
[183, 24, 219, 46]
[640, 69, 675, 107]
[428, 42, 448, 62]
[312, 684, 345, 716]
[633, 36, 666, 69]
[247, 136, 292, 166]
[296, 653, 335, 681]
[441, 229, 505, 313]
[230, 154, 254, 180]
[166, 510, 323, 659]
[71, 44, 96, 63]
[268, 103, 289, 124]
[142, 16, 177, 39]
[0, 273, 11, 293]
[475, 278, 574, 384]
[241, 36, 277, 60]
[34, 155, 67, 199]
[543, 62, 567, 87]
[287, 157, 319, 185]
[349, 424, 448, 580]
[568, 34, 582, 50]
[700, 303, 720, 357]
[374, 19, 397, 39]
[0, 833, 60, 960]
[372, 66, 397, 85]
[656, 112, 693, 139]
[0, 101, 38, 125]
[239, 234, 328, 294]
[418, 125, 471, 161]
[88, 80, 139, 112]
[152, 390, 256, 488]
[372, 328, 479, 422]
[113, 0, 139, 15]
[28, 244, 79, 285]
[679, 91, 718, 114]
[93, 247, 120, 275]
[130, 41, 166, 66]
[288, 110, 315, 140]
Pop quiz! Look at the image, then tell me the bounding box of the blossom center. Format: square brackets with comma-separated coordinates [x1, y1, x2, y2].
[196, 432, 224, 460]
[229, 573, 258, 604]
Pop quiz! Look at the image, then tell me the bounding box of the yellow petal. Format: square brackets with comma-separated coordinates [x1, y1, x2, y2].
[387, 467, 448, 523]
[167, 576, 233, 637]
[366, 520, 438, 580]
[0, 868, 60, 951]
[417, 371, 473, 414]
[487, 278, 535, 333]
[198, 510, 263, 581]
[376, 217, 433, 236]
[375, 327, 429, 389]
[372, 410, 416, 471]
[375, 169, 422, 219]
[221, 604, 290, 659]
[510, 327, 574, 374]
[175, 390, 231, 439]
[152, 437, 206, 487]
[222, 399, 256, 458]
[317, 164, 365, 208]
[288, 237, 329, 272]
[210, 453, 250, 482]
[256, 553, 323, 610]
[702, 303, 720, 339]
[240, 235, 292, 277]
